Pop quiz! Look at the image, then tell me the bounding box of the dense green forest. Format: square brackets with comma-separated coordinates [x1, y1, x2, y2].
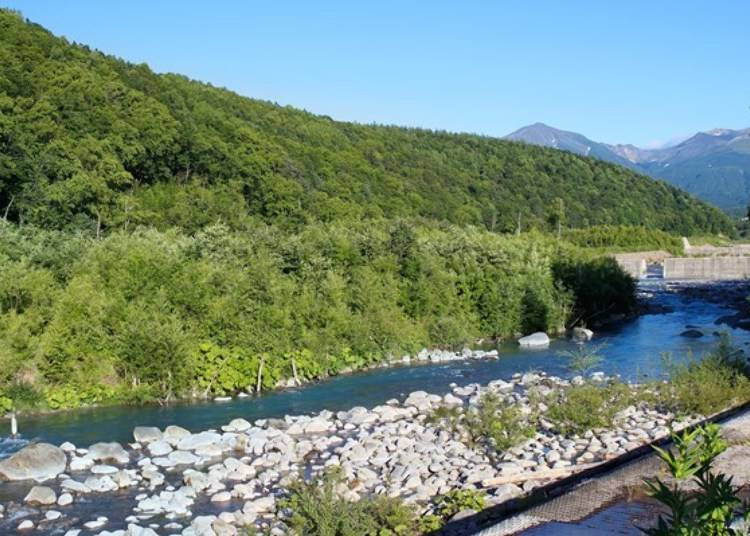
[0, 220, 633, 409]
[0, 11, 725, 410]
[0, 10, 734, 236]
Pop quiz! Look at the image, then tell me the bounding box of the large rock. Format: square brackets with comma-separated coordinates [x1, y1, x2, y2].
[680, 329, 704, 338]
[88, 442, 129, 464]
[24, 485, 57, 505]
[518, 332, 550, 348]
[133, 427, 163, 444]
[571, 327, 594, 342]
[164, 425, 191, 444]
[147, 440, 173, 457]
[0, 443, 66, 481]
[177, 431, 222, 451]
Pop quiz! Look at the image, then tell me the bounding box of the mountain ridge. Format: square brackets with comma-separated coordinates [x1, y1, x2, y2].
[505, 123, 750, 212]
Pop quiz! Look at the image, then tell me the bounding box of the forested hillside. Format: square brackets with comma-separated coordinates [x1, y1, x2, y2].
[0, 10, 733, 235]
[0, 11, 726, 411]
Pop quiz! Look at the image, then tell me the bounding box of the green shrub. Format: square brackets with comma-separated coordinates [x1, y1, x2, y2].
[558, 343, 605, 375]
[430, 392, 535, 454]
[433, 488, 486, 520]
[0, 394, 13, 413]
[642, 424, 747, 535]
[280, 468, 426, 536]
[563, 225, 684, 255]
[658, 343, 750, 417]
[546, 381, 636, 436]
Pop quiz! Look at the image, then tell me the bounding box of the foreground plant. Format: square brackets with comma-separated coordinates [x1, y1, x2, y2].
[558, 343, 605, 375]
[429, 392, 536, 455]
[279, 468, 437, 536]
[432, 488, 486, 520]
[642, 424, 749, 535]
[658, 338, 750, 417]
[545, 380, 636, 436]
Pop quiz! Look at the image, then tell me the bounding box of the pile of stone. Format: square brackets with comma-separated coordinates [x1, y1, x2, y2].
[0, 371, 696, 535]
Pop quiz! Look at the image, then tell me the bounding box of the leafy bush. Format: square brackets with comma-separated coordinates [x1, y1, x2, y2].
[280, 469, 429, 536]
[658, 341, 750, 417]
[433, 488, 486, 520]
[553, 252, 636, 322]
[563, 225, 684, 255]
[430, 392, 535, 454]
[642, 424, 747, 535]
[558, 343, 605, 375]
[546, 381, 637, 436]
[0, 394, 12, 413]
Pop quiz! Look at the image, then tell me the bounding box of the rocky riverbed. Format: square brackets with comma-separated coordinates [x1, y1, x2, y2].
[0, 371, 699, 536]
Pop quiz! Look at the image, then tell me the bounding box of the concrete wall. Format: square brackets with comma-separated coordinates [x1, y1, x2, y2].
[664, 256, 750, 280]
[616, 258, 647, 279]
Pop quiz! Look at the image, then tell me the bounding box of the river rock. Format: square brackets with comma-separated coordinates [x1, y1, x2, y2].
[212, 518, 238, 536]
[126, 525, 159, 536]
[0, 443, 67, 481]
[177, 431, 222, 451]
[24, 485, 57, 505]
[133, 427, 163, 444]
[84, 475, 118, 492]
[163, 425, 191, 444]
[572, 327, 594, 341]
[518, 332, 550, 348]
[211, 491, 231, 502]
[169, 450, 200, 465]
[17, 520, 34, 530]
[492, 483, 523, 502]
[58, 492, 74, 506]
[45, 510, 62, 521]
[680, 329, 704, 338]
[304, 418, 331, 434]
[88, 442, 129, 464]
[69, 455, 94, 472]
[61, 479, 91, 493]
[243, 495, 275, 513]
[91, 464, 118, 474]
[147, 440, 173, 457]
[222, 418, 252, 432]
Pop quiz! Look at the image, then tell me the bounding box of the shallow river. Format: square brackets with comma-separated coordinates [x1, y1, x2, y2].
[4, 280, 749, 451]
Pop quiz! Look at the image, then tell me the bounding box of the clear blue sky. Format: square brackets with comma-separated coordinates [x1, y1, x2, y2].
[4, 0, 749, 147]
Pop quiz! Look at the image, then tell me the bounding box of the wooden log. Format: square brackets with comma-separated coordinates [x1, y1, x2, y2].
[480, 461, 603, 488]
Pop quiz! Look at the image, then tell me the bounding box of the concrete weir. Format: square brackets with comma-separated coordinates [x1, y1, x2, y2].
[664, 256, 750, 280]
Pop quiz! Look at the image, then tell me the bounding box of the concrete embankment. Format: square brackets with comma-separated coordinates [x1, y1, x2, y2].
[613, 238, 750, 281]
[664, 256, 750, 280]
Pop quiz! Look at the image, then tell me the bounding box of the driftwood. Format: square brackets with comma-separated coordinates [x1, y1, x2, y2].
[480, 461, 603, 488]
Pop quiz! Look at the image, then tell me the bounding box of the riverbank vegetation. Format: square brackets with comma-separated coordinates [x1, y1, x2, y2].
[563, 225, 685, 255]
[0, 219, 636, 411]
[429, 341, 750, 461]
[0, 9, 734, 413]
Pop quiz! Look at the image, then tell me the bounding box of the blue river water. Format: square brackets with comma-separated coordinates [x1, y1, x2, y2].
[3, 280, 749, 451]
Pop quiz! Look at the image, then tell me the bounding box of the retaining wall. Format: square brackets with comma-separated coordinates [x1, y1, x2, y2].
[615, 258, 647, 279]
[664, 256, 750, 280]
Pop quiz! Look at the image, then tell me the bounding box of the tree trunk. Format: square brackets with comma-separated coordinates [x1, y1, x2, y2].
[3, 195, 14, 221]
[256, 357, 264, 393]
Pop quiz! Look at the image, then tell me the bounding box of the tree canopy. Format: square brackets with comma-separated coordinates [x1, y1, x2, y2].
[0, 10, 734, 236]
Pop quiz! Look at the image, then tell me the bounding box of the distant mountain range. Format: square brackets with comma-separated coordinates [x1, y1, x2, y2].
[505, 123, 750, 213]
